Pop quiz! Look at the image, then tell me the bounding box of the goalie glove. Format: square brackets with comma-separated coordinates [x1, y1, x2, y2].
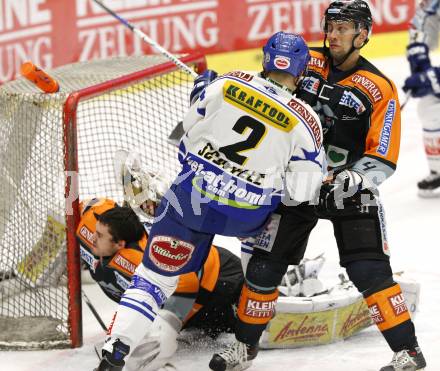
[406, 42, 431, 74]
[189, 69, 218, 105]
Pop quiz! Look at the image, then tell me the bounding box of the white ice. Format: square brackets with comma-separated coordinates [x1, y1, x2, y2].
[2, 54, 439, 371]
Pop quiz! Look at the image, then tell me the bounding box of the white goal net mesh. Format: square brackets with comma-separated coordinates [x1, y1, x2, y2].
[0, 54, 204, 349]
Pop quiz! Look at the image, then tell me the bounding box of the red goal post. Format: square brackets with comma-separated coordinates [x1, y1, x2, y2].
[0, 53, 206, 349]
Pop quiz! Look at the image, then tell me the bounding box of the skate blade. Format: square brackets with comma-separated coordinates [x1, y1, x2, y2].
[230, 361, 252, 371]
[418, 189, 440, 198]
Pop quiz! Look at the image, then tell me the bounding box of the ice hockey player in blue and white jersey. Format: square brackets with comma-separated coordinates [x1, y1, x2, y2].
[403, 0, 440, 197]
[94, 31, 325, 371]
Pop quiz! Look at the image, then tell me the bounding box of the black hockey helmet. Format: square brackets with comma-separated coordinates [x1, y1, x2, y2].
[322, 0, 372, 66]
[323, 0, 373, 41]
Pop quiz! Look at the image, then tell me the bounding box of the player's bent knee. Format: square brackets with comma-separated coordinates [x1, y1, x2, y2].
[345, 259, 392, 293]
[132, 263, 179, 303]
[246, 255, 288, 289]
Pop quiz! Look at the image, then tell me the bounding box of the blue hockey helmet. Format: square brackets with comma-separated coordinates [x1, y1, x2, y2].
[262, 32, 310, 78]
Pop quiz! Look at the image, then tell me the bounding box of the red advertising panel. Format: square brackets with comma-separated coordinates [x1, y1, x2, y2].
[0, 0, 417, 84]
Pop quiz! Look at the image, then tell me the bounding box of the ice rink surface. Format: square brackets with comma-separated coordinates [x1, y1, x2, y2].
[2, 54, 439, 370]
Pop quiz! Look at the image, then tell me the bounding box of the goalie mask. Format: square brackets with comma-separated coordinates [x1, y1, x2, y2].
[114, 150, 170, 223]
[262, 32, 310, 78]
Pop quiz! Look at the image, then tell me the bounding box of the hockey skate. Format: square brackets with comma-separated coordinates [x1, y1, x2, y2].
[209, 340, 258, 371]
[417, 171, 440, 198]
[380, 347, 426, 371]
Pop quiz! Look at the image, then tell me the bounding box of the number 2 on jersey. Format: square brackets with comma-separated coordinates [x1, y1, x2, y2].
[219, 116, 266, 165]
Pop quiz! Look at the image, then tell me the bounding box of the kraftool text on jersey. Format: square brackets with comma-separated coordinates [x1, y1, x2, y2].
[224, 83, 291, 129]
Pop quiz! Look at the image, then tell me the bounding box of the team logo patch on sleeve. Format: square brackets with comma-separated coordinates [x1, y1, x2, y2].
[377, 100, 396, 156]
[287, 99, 322, 147]
[149, 236, 195, 272]
[79, 245, 99, 273]
[114, 271, 130, 291]
[112, 255, 137, 275]
[79, 225, 94, 245]
[301, 76, 320, 95]
[351, 74, 383, 102]
[224, 71, 254, 82]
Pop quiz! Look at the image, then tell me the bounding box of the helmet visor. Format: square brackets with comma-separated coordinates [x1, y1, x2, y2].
[321, 17, 362, 36]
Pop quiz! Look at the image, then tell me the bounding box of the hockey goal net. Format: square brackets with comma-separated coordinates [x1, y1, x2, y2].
[0, 54, 206, 349]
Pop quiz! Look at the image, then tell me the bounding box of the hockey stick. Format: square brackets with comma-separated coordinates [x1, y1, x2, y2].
[400, 92, 411, 110]
[82, 289, 108, 332]
[92, 0, 198, 79]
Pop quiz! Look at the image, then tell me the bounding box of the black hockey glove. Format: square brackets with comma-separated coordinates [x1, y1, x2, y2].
[406, 42, 431, 74]
[315, 170, 378, 218]
[94, 339, 130, 371]
[403, 67, 440, 98]
[189, 69, 218, 105]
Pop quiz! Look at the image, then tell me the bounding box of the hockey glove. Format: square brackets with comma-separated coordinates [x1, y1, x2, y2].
[315, 170, 377, 218]
[189, 69, 218, 105]
[94, 338, 130, 371]
[403, 67, 440, 98]
[406, 42, 431, 74]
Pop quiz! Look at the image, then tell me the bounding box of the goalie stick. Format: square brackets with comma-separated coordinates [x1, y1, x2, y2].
[82, 290, 108, 333]
[92, 0, 198, 79]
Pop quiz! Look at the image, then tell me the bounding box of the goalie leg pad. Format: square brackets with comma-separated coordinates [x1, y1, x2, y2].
[125, 310, 181, 371]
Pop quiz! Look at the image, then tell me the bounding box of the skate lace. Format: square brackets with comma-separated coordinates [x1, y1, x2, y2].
[389, 350, 417, 368]
[219, 341, 248, 365]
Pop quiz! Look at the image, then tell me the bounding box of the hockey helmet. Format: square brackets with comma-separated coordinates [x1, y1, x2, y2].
[262, 32, 310, 78]
[323, 0, 373, 38]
